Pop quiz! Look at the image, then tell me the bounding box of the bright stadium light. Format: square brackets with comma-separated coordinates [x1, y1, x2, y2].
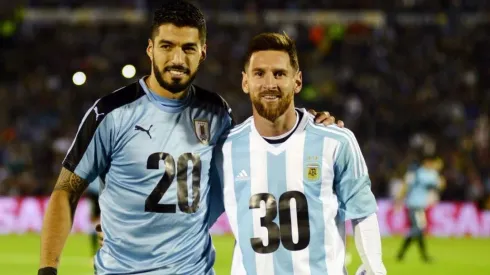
[122, 64, 136, 79]
[72, 71, 86, 86]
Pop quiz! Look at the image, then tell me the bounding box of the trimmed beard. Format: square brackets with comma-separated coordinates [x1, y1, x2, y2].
[153, 60, 198, 94]
[250, 90, 294, 122]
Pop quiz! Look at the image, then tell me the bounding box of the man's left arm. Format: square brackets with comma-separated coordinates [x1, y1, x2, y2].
[352, 214, 386, 275]
[334, 129, 386, 274]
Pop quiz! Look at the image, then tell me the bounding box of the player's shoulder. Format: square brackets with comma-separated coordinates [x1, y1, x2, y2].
[92, 81, 146, 116]
[218, 116, 253, 143]
[418, 167, 438, 177]
[191, 85, 232, 114]
[416, 167, 428, 174]
[304, 113, 357, 145]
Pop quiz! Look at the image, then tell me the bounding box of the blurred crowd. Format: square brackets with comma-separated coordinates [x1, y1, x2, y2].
[0, 1, 488, 209]
[9, 0, 490, 10]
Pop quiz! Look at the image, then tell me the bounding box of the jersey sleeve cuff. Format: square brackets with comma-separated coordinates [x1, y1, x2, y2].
[62, 160, 77, 173]
[61, 160, 90, 181]
[341, 203, 378, 221]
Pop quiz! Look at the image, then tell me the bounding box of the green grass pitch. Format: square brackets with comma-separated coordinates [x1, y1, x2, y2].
[2, 234, 489, 275]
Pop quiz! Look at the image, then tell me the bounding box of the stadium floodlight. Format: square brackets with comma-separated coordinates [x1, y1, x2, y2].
[72, 71, 86, 86]
[122, 64, 136, 79]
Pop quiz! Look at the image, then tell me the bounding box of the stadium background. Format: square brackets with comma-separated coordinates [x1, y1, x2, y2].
[0, 0, 489, 274]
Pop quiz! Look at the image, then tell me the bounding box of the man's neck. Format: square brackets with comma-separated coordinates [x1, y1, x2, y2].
[146, 74, 187, 100]
[253, 106, 297, 137]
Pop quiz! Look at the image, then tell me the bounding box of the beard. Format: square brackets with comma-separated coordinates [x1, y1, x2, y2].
[250, 89, 294, 122]
[153, 61, 198, 94]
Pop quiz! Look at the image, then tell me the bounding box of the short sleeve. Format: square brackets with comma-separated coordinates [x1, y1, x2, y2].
[62, 104, 114, 183]
[334, 132, 377, 221]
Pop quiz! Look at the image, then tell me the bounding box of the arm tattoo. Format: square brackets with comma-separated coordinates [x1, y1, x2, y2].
[53, 168, 88, 216]
[54, 168, 88, 194]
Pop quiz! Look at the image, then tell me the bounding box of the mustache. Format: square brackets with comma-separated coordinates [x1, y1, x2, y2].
[259, 90, 282, 97]
[164, 65, 190, 74]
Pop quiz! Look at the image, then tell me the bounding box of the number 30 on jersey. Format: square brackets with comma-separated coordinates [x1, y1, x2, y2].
[250, 191, 310, 254]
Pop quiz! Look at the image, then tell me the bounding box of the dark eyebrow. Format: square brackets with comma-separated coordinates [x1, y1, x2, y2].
[252, 67, 288, 74]
[158, 40, 197, 48]
[182, 43, 198, 49]
[272, 69, 288, 74]
[158, 39, 174, 45]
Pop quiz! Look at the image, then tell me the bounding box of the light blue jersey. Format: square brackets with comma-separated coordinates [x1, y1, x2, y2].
[406, 167, 439, 210]
[213, 109, 377, 275]
[63, 78, 232, 275]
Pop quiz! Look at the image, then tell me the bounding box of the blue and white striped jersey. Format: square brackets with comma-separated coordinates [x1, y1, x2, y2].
[213, 109, 377, 275]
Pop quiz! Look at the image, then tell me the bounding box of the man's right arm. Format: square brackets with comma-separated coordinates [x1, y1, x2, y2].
[39, 168, 88, 269]
[39, 100, 115, 273]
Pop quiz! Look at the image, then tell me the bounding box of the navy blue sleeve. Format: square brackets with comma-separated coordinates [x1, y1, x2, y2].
[206, 142, 226, 226]
[62, 104, 114, 183]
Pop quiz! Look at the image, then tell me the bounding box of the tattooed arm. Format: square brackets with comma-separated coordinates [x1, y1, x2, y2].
[39, 168, 88, 268]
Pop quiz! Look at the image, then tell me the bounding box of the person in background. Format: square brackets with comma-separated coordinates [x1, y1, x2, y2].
[396, 155, 445, 263]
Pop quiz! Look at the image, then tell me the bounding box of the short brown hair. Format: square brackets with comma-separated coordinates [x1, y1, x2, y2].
[244, 32, 299, 71]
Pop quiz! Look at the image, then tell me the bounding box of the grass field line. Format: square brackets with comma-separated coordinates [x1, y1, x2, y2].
[0, 253, 90, 265]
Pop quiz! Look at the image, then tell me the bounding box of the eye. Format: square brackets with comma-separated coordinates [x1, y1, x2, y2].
[254, 71, 263, 77]
[161, 44, 171, 50]
[274, 72, 285, 77]
[183, 47, 196, 53]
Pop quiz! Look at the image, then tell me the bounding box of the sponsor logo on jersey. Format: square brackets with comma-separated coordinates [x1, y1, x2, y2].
[135, 124, 153, 139]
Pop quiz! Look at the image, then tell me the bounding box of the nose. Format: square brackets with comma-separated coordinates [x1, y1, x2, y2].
[170, 47, 185, 65]
[263, 72, 278, 90]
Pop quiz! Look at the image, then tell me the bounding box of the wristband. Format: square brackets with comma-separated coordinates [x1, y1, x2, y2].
[38, 267, 57, 275]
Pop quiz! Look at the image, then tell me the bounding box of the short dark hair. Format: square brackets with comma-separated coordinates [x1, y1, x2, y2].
[151, 0, 206, 43]
[244, 32, 299, 71]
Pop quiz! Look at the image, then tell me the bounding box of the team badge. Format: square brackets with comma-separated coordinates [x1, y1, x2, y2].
[194, 119, 210, 144]
[305, 162, 321, 182]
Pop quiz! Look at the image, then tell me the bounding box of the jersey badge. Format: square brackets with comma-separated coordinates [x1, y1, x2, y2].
[194, 119, 210, 144]
[305, 162, 321, 182]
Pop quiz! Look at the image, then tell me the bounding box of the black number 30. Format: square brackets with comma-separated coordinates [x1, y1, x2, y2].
[249, 191, 310, 254]
[145, 152, 201, 214]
